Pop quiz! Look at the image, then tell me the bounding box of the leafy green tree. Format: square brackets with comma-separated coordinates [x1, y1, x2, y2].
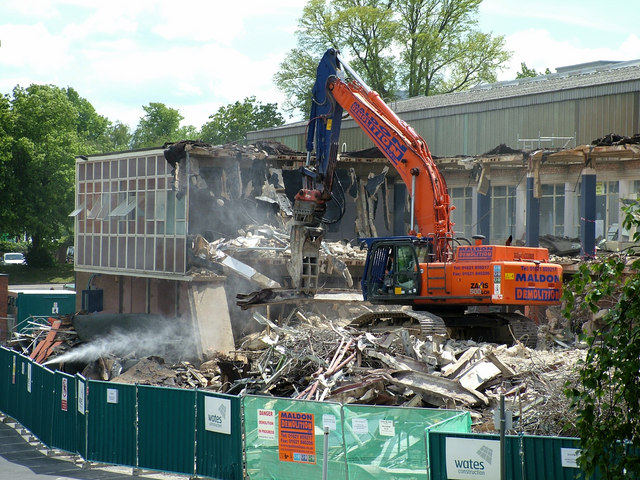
[516, 62, 552, 79]
[0, 84, 80, 265]
[131, 102, 195, 148]
[65, 87, 111, 153]
[0, 95, 14, 226]
[200, 96, 285, 145]
[563, 201, 640, 479]
[275, 0, 510, 115]
[104, 121, 133, 152]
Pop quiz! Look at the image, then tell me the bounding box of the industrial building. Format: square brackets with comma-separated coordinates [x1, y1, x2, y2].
[248, 59, 640, 249]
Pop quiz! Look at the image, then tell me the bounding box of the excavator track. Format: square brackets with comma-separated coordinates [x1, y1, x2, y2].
[350, 308, 538, 347]
[350, 309, 446, 338]
[495, 312, 539, 348]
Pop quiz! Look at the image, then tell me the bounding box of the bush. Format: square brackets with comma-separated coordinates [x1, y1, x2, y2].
[25, 246, 56, 267]
[0, 240, 28, 255]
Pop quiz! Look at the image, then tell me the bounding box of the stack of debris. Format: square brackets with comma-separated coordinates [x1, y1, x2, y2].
[10, 315, 79, 364]
[62, 302, 581, 436]
[187, 226, 365, 289]
[11, 300, 587, 436]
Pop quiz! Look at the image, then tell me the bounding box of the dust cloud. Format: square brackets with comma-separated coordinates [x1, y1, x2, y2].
[44, 320, 196, 366]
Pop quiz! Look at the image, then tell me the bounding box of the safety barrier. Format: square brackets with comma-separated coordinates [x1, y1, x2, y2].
[0, 347, 243, 479]
[242, 395, 471, 480]
[1, 346, 603, 479]
[429, 431, 586, 480]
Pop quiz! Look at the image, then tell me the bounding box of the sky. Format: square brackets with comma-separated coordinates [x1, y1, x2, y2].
[1, 0, 640, 131]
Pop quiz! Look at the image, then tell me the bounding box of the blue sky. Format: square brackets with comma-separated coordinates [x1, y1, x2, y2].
[1, 0, 639, 130]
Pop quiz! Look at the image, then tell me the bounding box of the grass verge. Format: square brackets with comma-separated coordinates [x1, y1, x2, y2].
[0, 263, 75, 285]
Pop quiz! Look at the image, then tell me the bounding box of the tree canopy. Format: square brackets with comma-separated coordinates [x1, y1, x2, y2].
[274, 0, 511, 115]
[0, 85, 82, 263]
[130, 102, 197, 149]
[563, 201, 640, 479]
[516, 62, 552, 78]
[200, 96, 285, 145]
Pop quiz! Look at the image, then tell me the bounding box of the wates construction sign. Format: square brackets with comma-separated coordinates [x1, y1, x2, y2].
[445, 437, 500, 479]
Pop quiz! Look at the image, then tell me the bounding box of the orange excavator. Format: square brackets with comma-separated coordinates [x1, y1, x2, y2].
[288, 48, 563, 346]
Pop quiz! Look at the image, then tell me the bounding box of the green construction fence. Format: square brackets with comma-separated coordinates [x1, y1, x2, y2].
[429, 431, 586, 480]
[243, 395, 471, 480]
[2, 346, 615, 480]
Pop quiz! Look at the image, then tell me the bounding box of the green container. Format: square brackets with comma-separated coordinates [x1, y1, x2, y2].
[8, 289, 76, 333]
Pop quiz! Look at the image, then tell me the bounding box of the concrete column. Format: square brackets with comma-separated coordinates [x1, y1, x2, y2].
[515, 182, 527, 242]
[525, 174, 540, 247]
[580, 167, 597, 257]
[564, 182, 576, 238]
[471, 186, 479, 236]
[477, 182, 491, 240]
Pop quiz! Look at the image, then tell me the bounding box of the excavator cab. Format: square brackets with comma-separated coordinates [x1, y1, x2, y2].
[362, 237, 425, 303]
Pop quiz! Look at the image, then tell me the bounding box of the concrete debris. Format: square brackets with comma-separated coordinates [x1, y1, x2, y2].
[10, 299, 589, 435]
[188, 225, 363, 289]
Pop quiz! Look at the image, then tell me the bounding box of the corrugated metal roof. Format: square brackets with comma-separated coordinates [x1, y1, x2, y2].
[395, 59, 640, 113]
[249, 59, 640, 139]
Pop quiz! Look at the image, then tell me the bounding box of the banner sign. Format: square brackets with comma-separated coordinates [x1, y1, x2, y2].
[446, 437, 500, 480]
[278, 411, 316, 464]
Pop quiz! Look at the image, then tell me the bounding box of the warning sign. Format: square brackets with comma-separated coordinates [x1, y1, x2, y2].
[61, 377, 68, 412]
[278, 411, 316, 464]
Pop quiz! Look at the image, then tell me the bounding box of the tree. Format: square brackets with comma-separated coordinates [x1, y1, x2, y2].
[131, 102, 195, 148]
[104, 121, 133, 152]
[275, 0, 510, 115]
[65, 87, 111, 153]
[516, 62, 552, 79]
[200, 96, 285, 145]
[0, 84, 81, 265]
[563, 201, 640, 479]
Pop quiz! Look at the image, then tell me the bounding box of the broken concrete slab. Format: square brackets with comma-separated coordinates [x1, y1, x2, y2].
[188, 281, 235, 357]
[387, 370, 488, 408]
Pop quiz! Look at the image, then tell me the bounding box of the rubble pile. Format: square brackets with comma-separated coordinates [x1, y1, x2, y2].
[17, 304, 583, 436]
[11, 316, 80, 364]
[187, 225, 365, 288]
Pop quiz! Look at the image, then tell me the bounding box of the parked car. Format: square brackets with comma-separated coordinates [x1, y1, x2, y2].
[1, 252, 27, 265]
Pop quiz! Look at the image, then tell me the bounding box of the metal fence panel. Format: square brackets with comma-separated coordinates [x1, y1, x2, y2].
[137, 385, 196, 475]
[243, 395, 346, 480]
[195, 390, 243, 480]
[428, 432, 587, 480]
[4, 350, 20, 420]
[86, 380, 137, 468]
[0, 347, 8, 414]
[6, 353, 32, 428]
[29, 362, 55, 446]
[75, 375, 88, 458]
[51, 371, 77, 453]
[342, 405, 467, 480]
[521, 435, 584, 480]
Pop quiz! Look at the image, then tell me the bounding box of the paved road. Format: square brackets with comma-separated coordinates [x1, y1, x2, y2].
[8, 283, 74, 291]
[0, 419, 187, 480]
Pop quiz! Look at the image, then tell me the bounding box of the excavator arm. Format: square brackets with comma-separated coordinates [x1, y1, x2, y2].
[289, 48, 455, 293]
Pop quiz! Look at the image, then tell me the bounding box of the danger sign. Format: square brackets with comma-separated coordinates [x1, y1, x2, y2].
[61, 377, 68, 411]
[278, 411, 316, 464]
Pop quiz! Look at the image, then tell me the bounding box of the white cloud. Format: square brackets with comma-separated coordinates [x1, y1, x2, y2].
[0, 23, 71, 74]
[498, 29, 640, 81]
[2, 0, 59, 18]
